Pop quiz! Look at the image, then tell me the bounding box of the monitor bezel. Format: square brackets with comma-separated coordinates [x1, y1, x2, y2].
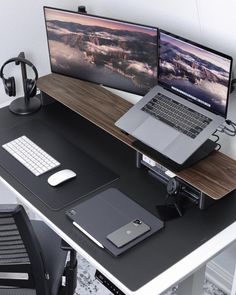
[43, 6, 159, 97]
[158, 29, 233, 118]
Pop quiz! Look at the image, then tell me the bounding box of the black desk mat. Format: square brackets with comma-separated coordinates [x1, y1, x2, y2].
[0, 120, 118, 210]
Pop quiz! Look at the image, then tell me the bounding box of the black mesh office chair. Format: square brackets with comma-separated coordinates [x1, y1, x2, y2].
[0, 204, 77, 295]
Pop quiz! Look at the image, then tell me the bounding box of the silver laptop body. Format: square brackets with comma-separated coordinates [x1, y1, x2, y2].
[115, 31, 232, 164]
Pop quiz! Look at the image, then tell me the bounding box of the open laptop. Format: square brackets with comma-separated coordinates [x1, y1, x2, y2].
[115, 30, 233, 164]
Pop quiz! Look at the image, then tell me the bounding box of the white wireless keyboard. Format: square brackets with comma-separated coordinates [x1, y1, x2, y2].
[2, 135, 60, 176]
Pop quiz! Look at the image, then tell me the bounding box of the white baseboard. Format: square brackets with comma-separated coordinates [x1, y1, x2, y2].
[206, 260, 233, 294]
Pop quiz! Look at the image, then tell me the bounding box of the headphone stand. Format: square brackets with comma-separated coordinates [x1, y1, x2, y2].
[9, 96, 41, 115]
[8, 52, 41, 115]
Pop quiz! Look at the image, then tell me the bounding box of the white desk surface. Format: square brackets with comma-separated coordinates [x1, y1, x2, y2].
[0, 92, 236, 295]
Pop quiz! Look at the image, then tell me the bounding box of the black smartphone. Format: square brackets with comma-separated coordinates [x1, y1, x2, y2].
[106, 219, 151, 248]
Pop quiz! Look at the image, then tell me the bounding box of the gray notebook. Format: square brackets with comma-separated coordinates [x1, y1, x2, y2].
[66, 188, 164, 256]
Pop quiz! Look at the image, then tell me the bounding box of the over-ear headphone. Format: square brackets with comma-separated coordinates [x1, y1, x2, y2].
[0, 57, 38, 97]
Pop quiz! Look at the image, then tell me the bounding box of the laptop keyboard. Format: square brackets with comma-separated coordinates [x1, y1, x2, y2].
[142, 93, 212, 139]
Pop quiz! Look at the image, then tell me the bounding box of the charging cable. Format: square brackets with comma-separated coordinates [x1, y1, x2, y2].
[216, 120, 236, 136]
[211, 130, 221, 151]
[223, 119, 236, 136]
[211, 120, 236, 151]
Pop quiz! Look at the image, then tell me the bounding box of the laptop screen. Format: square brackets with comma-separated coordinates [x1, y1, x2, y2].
[158, 31, 232, 118]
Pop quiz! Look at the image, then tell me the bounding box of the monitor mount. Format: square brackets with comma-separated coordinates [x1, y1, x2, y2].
[78, 5, 87, 13]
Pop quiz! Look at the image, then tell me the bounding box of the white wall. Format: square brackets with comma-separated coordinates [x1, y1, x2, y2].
[0, 179, 17, 204]
[0, 0, 79, 104]
[0, 0, 235, 105]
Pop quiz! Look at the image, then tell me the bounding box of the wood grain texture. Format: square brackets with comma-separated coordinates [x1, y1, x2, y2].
[37, 73, 236, 199]
[37, 73, 135, 145]
[178, 151, 236, 199]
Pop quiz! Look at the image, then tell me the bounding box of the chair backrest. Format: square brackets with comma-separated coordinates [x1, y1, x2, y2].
[0, 204, 50, 295]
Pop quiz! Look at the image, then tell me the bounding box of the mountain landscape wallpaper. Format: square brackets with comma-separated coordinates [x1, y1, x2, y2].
[44, 8, 158, 95]
[159, 32, 231, 115]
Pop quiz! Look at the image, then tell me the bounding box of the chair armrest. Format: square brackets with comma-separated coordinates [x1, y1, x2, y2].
[60, 239, 74, 251]
[60, 240, 78, 295]
[60, 239, 77, 268]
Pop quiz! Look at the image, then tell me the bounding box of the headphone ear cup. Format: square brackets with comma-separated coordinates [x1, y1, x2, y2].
[26, 78, 36, 97]
[4, 76, 16, 97]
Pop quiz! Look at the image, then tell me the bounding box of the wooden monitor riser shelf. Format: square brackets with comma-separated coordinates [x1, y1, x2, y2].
[37, 73, 236, 200]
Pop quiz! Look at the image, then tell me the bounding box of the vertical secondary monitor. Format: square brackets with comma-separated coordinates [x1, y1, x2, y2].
[158, 30, 232, 117]
[44, 7, 158, 96]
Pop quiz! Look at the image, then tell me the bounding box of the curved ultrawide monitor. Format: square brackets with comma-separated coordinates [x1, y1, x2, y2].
[44, 7, 158, 96]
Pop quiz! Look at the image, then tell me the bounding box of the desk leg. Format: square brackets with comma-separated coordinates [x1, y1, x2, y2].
[176, 265, 206, 295]
[230, 258, 236, 295]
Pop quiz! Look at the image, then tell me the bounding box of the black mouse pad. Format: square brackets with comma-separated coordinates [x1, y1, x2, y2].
[0, 120, 118, 210]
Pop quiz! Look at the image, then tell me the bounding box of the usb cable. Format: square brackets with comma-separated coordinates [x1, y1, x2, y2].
[216, 120, 236, 136]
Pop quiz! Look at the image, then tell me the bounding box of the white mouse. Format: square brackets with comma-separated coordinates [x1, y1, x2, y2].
[47, 169, 76, 187]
